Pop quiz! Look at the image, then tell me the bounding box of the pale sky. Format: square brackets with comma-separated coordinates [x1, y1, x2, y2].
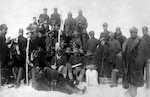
[0, 0, 150, 38]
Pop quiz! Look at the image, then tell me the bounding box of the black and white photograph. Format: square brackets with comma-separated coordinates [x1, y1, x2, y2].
[0, 0, 150, 97]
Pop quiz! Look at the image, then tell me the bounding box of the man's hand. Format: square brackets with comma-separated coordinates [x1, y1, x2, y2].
[58, 65, 64, 72]
[113, 69, 119, 72]
[51, 65, 57, 70]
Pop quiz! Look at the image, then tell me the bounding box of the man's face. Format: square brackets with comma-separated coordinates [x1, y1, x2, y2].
[2, 28, 8, 35]
[19, 32, 23, 36]
[101, 40, 106, 45]
[78, 11, 82, 16]
[27, 33, 32, 38]
[130, 32, 137, 39]
[103, 26, 108, 31]
[116, 28, 121, 34]
[74, 52, 78, 56]
[33, 18, 36, 23]
[142, 27, 148, 35]
[89, 32, 94, 38]
[44, 23, 48, 29]
[44, 10, 47, 14]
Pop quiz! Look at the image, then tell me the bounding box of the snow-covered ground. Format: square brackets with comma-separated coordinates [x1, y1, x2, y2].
[0, 83, 150, 97]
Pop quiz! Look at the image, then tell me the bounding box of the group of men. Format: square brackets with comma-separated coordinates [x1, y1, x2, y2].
[0, 7, 150, 97]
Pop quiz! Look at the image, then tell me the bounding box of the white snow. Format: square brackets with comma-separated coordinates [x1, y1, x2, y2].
[0, 83, 150, 97]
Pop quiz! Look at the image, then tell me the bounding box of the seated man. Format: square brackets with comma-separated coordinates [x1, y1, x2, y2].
[84, 51, 99, 86]
[67, 48, 84, 84]
[110, 51, 124, 87]
[50, 50, 67, 78]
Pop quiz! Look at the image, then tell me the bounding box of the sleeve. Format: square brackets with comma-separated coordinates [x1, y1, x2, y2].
[84, 18, 88, 30]
[51, 56, 55, 65]
[116, 40, 121, 53]
[135, 40, 146, 69]
[63, 56, 67, 66]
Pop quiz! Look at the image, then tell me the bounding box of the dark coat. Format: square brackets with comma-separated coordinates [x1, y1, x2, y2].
[18, 35, 27, 60]
[50, 12, 61, 27]
[51, 56, 67, 67]
[99, 31, 110, 42]
[0, 34, 8, 68]
[86, 38, 99, 54]
[75, 16, 88, 31]
[122, 36, 146, 87]
[69, 55, 83, 66]
[142, 35, 150, 59]
[39, 14, 50, 23]
[64, 17, 76, 33]
[114, 33, 126, 47]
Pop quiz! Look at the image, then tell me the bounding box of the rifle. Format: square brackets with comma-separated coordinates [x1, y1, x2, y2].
[26, 37, 30, 85]
[146, 59, 150, 89]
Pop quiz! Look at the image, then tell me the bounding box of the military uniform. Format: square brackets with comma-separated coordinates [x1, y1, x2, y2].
[39, 14, 50, 24]
[86, 38, 99, 54]
[114, 32, 126, 47]
[0, 33, 9, 68]
[100, 31, 110, 42]
[64, 17, 76, 35]
[50, 12, 61, 27]
[75, 16, 88, 33]
[123, 36, 146, 87]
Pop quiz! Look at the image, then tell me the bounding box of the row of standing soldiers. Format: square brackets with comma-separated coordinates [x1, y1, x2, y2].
[0, 7, 150, 97]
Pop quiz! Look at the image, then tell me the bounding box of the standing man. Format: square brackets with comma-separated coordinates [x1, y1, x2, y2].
[142, 26, 150, 89]
[64, 12, 76, 36]
[75, 9, 88, 34]
[12, 28, 27, 87]
[49, 7, 61, 28]
[0, 24, 8, 89]
[86, 31, 99, 54]
[39, 7, 50, 24]
[0, 24, 9, 68]
[99, 22, 110, 42]
[123, 27, 146, 97]
[28, 17, 38, 31]
[114, 27, 126, 47]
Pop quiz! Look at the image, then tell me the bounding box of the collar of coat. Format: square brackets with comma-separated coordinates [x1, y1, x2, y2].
[122, 36, 142, 52]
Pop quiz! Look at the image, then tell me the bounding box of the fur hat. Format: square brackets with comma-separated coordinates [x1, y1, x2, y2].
[129, 27, 138, 33]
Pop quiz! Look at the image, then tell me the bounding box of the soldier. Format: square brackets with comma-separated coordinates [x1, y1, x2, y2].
[84, 51, 98, 86]
[107, 32, 121, 80]
[114, 27, 126, 47]
[75, 9, 88, 34]
[51, 50, 67, 77]
[122, 27, 146, 97]
[0, 24, 9, 68]
[39, 7, 50, 24]
[70, 30, 82, 49]
[11, 28, 27, 87]
[86, 31, 99, 54]
[49, 7, 61, 28]
[142, 26, 150, 89]
[64, 12, 76, 36]
[94, 38, 108, 79]
[68, 48, 84, 84]
[99, 22, 110, 42]
[28, 17, 38, 31]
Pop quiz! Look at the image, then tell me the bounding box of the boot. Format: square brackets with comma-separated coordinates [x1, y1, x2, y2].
[91, 70, 99, 86]
[86, 69, 91, 86]
[131, 85, 137, 97]
[125, 84, 132, 97]
[110, 70, 117, 87]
